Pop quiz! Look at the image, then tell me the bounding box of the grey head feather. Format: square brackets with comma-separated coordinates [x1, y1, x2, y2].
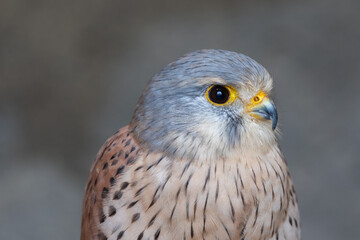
[130, 49, 272, 161]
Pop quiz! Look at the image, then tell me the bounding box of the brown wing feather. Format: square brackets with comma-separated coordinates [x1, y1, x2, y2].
[81, 125, 140, 240]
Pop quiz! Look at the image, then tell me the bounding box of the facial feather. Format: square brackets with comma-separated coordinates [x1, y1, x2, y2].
[131, 49, 276, 162]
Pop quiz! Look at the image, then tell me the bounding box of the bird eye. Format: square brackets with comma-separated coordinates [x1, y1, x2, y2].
[206, 85, 237, 106]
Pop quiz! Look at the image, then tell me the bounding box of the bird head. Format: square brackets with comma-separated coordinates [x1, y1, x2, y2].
[131, 49, 278, 162]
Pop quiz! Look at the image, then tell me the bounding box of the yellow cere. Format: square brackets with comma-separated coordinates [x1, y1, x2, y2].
[246, 90, 269, 119]
[250, 90, 267, 105]
[206, 85, 238, 106]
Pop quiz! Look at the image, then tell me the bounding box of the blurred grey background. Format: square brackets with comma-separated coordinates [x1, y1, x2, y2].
[1, 0, 359, 239]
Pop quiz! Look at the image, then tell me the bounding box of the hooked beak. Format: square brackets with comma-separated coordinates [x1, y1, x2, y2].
[247, 95, 278, 130]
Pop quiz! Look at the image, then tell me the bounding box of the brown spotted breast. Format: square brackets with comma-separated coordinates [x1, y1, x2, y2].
[81, 126, 300, 240]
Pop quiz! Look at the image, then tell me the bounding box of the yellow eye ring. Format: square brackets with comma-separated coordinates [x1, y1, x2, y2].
[206, 85, 237, 106]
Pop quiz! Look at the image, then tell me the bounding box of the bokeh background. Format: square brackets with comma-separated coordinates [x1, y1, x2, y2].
[1, 0, 359, 239]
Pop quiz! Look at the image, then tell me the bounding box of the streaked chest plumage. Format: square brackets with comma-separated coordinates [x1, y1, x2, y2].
[99, 148, 295, 240]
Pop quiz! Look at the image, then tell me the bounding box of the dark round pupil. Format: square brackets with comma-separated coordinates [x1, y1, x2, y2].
[209, 85, 230, 104]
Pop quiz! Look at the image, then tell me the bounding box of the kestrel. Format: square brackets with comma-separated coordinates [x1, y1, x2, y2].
[81, 49, 300, 240]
